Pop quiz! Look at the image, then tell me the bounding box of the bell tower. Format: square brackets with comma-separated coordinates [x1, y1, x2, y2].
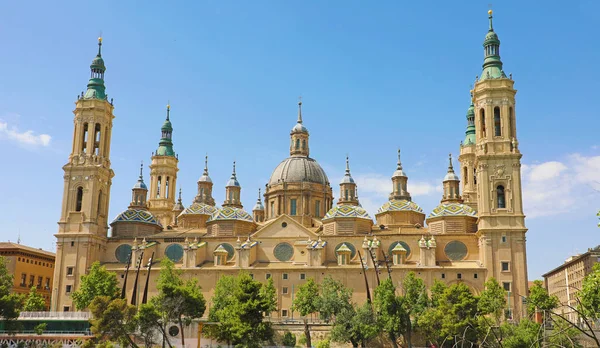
[53, 38, 115, 311]
[148, 104, 179, 227]
[473, 10, 528, 319]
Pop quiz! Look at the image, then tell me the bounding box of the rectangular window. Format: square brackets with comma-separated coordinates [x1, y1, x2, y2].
[29, 275, 35, 287]
[315, 200, 321, 217]
[66, 267, 74, 276]
[441, 273, 445, 279]
[501, 235, 507, 243]
[45, 278, 50, 289]
[63, 306, 70, 312]
[266, 274, 272, 280]
[290, 199, 297, 216]
[457, 273, 462, 279]
[37, 276, 43, 288]
[281, 309, 288, 317]
[282, 273, 288, 280]
[270, 202, 275, 218]
[501, 262, 510, 272]
[474, 273, 478, 279]
[66, 285, 72, 294]
[503, 282, 511, 292]
[20, 273, 26, 287]
[300, 273, 306, 280]
[71, 241, 75, 247]
[282, 287, 289, 294]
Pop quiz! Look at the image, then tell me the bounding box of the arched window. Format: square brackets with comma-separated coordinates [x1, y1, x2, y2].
[344, 189, 349, 200]
[480, 109, 486, 138]
[396, 182, 401, 193]
[494, 107, 501, 136]
[463, 167, 468, 184]
[508, 107, 514, 138]
[94, 123, 101, 156]
[97, 191, 102, 215]
[473, 168, 477, 185]
[157, 176, 162, 198]
[75, 187, 83, 212]
[165, 177, 170, 199]
[81, 123, 88, 153]
[497, 185, 506, 209]
[200, 188, 204, 199]
[295, 139, 300, 150]
[229, 190, 233, 201]
[302, 139, 306, 149]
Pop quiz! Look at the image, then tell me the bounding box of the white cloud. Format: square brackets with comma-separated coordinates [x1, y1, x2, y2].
[522, 154, 600, 218]
[0, 121, 51, 147]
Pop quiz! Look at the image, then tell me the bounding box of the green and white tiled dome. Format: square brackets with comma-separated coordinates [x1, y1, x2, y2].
[323, 205, 372, 221]
[428, 203, 477, 218]
[112, 209, 162, 227]
[207, 206, 253, 223]
[179, 202, 218, 216]
[376, 199, 424, 214]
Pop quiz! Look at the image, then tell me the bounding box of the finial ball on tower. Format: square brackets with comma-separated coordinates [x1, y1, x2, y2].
[98, 37, 103, 43]
[488, 9, 493, 15]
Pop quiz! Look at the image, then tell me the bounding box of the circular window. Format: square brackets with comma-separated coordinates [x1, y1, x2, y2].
[168, 325, 179, 337]
[444, 241, 468, 261]
[274, 242, 294, 262]
[388, 241, 411, 258]
[282, 222, 288, 228]
[165, 244, 184, 262]
[335, 242, 356, 259]
[215, 243, 235, 260]
[115, 244, 132, 264]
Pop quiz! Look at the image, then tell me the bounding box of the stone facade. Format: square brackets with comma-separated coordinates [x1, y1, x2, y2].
[53, 11, 530, 323]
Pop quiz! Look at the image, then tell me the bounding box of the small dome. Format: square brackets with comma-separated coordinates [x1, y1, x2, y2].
[226, 177, 240, 187]
[291, 123, 309, 134]
[269, 157, 329, 186]
[133, 180, 147, 190]
[444, 171, 460, 181]
[393, 168, 407, 177]
[323, 205, 372, 221]
[112, 209, 162, 227]
[198, 173, 212, 183]
[91, 56, 105, 70]
[376, 199, 424, 215]
[161, 119, 173, 132]
[179, 202, 218, 216]
[484, 31, 499, 45]
[428, 203, 477, 218]
[253, 200, 264, 211]
[207, 206, 254, 223]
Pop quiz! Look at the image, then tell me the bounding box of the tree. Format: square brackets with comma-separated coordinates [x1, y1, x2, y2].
[417, 280, 447, 346]
[578, 263, 600, 322]
[205, 272, 275, 347]
[0, 256, 23, 332]
[261, 277, 277, 314]
[437, 283, 479, 346]
[500, 318, 541, 348]
[282, 332, 296, 347]
[477, 278, 507, 346]
[401, 272, 428, 348]
[23, 286, 46, 311]
[527, 280, 559, 316]
[331, 302, 378, 347]
[135, 303, 164, 348]
[72, 261, 119, 310]
[153, 258, 206, 347]
[317, 275, 352, 322]
[88, 296, 139, 348]
[292, 277, 319, 348]
[373, 278, 405, 348]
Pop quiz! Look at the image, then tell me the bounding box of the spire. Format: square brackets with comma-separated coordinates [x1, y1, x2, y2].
[226, 161, 240, 187]
[442, 154, 461, 203]
[340, 155, 355, 184]
[198, 154, 212, 183]
[172, 188, 185, 213]
[156, 103, 175, 157]
[253, 188, 264, 211]
[480, 9, 505, 80]
[133, 161, 147, 190]
[84, 37, 107, 100]
[291, 97, 309, 135]
[463, 91, 476, 145]
[339, 155, 358, 205]
[297, 98, 303, 124]
[444, 154, 459, 182]
[393, 149, 406, 177]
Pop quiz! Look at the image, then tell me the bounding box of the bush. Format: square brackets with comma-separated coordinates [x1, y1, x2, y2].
[34, 323, 47, 335]
[316, 338, 331, 348]
[282, 331, 296, 347]
[297, 333, 307, 345]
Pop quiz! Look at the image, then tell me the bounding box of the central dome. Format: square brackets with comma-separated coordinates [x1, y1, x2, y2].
[268, 156, 329, 186]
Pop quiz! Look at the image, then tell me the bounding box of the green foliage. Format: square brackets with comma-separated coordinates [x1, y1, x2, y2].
[402, 272, 429, 347]
[135, 303, 162, 347]
[331, 302, 378, 347]
[34, 322, 46, 335]
[261, 277, 278, 314]
[373, 278, 405, 346]
[527, 280, 559, 315]
[23, 286, 46, 311]
[205, 272, 275, 347]
[315, 338, 331, 348]
[317, 275, 352, 322]
[71, 261, 120, 310]
[547, 316, 583, 347]
[478, 278, 506, 321]
[88, 296, 139, 348]
[578, 263, 600, 321]
[500, 319, 541, 348]
[293, 277, 319, 316]
[0, 256, 22, 329]
[429, 279, 447, 307]
[152, 258, 206, 347]
[282, 331, 296, 347]
[297, 333, 307, 345]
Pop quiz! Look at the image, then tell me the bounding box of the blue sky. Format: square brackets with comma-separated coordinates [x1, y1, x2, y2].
[0, 1, 598, 280]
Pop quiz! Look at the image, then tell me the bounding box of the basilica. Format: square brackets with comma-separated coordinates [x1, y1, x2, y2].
[52, 10, 529, 322]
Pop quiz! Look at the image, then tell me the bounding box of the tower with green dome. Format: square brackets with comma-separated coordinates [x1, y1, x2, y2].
[471, 9, 528, 320]
[53, 37, 116, 311]
[148, 104, 180, 227]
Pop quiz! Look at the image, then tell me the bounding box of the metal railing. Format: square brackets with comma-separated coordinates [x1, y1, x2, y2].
[18, 311, 91, 320]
